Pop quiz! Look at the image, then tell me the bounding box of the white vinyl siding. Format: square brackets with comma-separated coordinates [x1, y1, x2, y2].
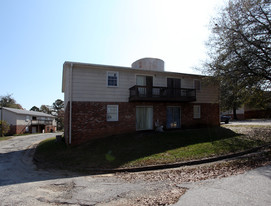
[193, 105, 201, 119]
[67, 65, 218, 104]
[107, 105, 119, 121]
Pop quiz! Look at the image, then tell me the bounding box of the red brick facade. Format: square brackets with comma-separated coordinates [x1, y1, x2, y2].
[65, 101, 220, 145]
[8, 124, 56, 135]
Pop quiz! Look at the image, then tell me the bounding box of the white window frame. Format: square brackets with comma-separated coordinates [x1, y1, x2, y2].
[194, 79, 201, 90]
[107, 105, 119, 121]
[107, 71, 119, 87]
[193, 105, 201, 119]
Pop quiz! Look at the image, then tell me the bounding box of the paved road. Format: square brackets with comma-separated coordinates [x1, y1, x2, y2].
[174, 165, 271, 206]
[0, 133, 165, 205]
[227, 119, 271, 126]
[1, 132, 270, 205]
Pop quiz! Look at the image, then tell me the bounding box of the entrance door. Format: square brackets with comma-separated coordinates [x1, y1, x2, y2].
[32, 126, 37, 133]
[166, 107, 181, 129]
[167, 78, 181, 97]
[136, 107, 153, 130]
[136, 76, 153, 97]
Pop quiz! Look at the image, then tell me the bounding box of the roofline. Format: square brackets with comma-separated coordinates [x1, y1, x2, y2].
[2, 107, 55, 118]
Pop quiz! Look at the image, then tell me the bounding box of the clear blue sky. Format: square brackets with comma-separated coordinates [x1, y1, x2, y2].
[0, 0, 226, 110]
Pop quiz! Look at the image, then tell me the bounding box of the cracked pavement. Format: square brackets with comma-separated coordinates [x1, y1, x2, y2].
[0, 131, 270, 205]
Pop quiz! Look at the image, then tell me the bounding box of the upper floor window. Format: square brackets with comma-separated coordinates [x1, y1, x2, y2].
[107, 71, 119, 87]
[194, 79, 201, 90]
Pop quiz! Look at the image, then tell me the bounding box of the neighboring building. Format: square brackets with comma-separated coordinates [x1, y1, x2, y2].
[223, 104, 271, 120]
[0, 107, 56, 135]
[62, 58, 220, 145]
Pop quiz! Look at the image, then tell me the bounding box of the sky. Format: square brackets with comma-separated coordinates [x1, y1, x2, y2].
[0, 0, 226, 110]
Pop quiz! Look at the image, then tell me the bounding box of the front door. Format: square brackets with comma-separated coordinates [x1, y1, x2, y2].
[166, 107, 181, 129]
[136, 107, 153, 130]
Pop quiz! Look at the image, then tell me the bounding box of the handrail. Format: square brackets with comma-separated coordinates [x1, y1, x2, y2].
[129, 85, 196, 102]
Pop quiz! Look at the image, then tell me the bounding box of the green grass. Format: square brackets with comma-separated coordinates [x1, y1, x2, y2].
[34, 127, 267, 171]
[0, 136, 12, 141]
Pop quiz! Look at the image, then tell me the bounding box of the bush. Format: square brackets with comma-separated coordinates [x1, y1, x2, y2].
[0, 120, 10, 136]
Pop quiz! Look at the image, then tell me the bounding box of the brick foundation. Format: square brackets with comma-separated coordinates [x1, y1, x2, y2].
[65, 101, 220, 145]
[7, 124, 56, 135]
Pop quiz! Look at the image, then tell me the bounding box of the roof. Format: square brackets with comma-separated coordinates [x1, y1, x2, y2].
[2, 107, 55, 118]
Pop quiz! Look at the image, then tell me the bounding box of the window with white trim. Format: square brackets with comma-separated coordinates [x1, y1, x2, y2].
[194, 79, 201, 90]
[107, 71, 119, 87]
[193, 105, 201, 119]
[107, 105, 119, 121]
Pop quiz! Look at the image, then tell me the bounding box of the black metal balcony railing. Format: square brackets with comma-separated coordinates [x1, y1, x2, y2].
[129, 86, 196, 102]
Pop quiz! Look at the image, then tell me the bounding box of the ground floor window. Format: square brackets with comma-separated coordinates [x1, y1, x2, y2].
[136, 106, 153, 130]
[193, 105, 201, 119]
[167, 107, 181, 129]
[107, 105, 119, 121]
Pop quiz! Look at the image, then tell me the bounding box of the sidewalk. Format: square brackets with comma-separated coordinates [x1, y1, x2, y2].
[173, 165, 271, 206]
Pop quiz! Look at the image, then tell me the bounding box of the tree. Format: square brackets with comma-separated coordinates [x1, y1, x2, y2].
[30, 106, 40, 112]
[0, 94, 22, 109]
[205, 0, 271, 117]
[39, 105, 52, 114]
[52, 99, 64, 131]
[0, 120, 10, 136]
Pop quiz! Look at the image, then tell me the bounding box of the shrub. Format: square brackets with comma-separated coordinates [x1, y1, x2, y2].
[0, 120, 10, 136]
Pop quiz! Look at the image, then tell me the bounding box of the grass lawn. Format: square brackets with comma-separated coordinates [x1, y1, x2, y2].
[34, 127, 267, 171]
[0, 136, 12, 141]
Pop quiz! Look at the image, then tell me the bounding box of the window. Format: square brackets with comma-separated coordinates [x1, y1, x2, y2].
[107, 105, 119, 121]
[107, 71, 119, 87]
[193, 105, 201, 119]
[166, 107, 181, 129]
[26, 116, 30, 122]
[194, 80, 201, 90]
[136, 106, 153, 130]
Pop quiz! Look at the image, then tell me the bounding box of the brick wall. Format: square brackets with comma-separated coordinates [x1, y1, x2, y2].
[65, 101, 220, 145]
[244, 109, 271, 119]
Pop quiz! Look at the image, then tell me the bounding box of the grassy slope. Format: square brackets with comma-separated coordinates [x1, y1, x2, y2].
[35, 127, 266, 171]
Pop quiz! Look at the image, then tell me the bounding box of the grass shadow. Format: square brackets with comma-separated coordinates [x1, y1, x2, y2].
[35, 127, 265, 172]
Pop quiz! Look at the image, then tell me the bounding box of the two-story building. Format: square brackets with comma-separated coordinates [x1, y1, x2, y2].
[62, 58, 219, 145]
[0, 107, 56, 135]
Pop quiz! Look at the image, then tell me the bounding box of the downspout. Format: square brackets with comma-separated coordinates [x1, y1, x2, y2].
[69, 63, 73, 144]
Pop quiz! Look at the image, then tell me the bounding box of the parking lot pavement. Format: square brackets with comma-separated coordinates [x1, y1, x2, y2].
[227, 119, 271, 126]
[173, 165, 271, 206]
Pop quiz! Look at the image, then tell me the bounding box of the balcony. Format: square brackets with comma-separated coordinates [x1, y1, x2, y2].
[129, 86, 196, 102]
[31, 120, 53, 125]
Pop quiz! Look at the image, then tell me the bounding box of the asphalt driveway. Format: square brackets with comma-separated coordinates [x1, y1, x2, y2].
[173, 165, 271, 206]
[0, 132, 270, 205]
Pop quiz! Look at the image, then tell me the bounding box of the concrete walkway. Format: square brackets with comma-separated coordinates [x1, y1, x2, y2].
[173, 165, 271, 206]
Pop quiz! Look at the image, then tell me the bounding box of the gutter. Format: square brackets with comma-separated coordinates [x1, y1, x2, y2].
[69, 63, 73, 144]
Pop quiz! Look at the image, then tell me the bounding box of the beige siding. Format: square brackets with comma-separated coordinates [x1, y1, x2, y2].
[72, 66, 135, 102]
[195, 85, 219, 103]
[1, 110, 17, 125]
[66, 64, 219, 104]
